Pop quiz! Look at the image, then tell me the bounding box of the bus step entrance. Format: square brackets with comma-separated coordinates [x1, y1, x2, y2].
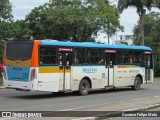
[105, 86, 114, 90]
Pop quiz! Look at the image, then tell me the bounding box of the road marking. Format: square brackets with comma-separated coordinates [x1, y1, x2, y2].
[71, 117, 95, 120]
[59, 102, 111, 111]
[120, 95, 160, 103]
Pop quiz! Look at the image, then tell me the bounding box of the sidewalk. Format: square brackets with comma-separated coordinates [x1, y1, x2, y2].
[74, 96, 160, 112]
[68, 95, 160, 116]
[65, 96, 160, 120]
[24, 95, 160, 120]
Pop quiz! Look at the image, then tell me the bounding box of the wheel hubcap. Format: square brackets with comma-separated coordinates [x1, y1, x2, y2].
[135, 79, 140, 88]
[82, 83, 87, 92]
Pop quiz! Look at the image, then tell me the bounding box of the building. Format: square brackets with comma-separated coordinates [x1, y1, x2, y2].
[115, 35, 134, 45]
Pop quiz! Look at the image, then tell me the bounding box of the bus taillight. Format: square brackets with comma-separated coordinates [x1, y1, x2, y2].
[30, 69, 36, 81]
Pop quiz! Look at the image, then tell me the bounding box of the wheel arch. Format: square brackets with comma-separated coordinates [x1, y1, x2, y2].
[136, 74, 143, 84]
[80, 76, 92, 89]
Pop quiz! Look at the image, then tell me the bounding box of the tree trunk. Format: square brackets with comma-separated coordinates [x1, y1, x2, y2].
[139, 9, 145, 46]
[107, 22, 110, 44]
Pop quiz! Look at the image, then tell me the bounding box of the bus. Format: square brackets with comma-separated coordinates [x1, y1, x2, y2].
[2, 40, 154, 95]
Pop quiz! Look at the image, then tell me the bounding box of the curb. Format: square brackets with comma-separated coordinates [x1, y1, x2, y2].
[73, 103, 160, 120]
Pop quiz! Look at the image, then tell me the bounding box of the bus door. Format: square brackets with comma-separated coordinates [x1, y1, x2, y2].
[105, 50, 116, 86]
[58, 48, 73, 90]
[144, 51, 152, 83]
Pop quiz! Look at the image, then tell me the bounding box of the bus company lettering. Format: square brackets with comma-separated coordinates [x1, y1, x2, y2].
[13, 67, 23, 71]
[82, 67, 97, 73]
[6, 65, 23, 71]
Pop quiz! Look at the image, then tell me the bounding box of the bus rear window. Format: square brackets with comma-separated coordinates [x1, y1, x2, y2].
[6, 41, 34, 60]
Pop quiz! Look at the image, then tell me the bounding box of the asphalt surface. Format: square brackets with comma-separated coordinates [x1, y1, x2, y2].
[0, 79, 160, 120]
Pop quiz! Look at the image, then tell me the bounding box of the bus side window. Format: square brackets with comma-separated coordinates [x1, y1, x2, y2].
[116, 50, 123, 64]
[123, 50, 133, 64]
[116, 50, 133, 64]
[66, 53, 73, 66]
[74, 49, 79, 64]
[74, 57, 79, 64]
[87, 49, 104, 64]
[39, 46, 57, 65]
[75, 48, 86, 64]
[133, 51, 142, 66]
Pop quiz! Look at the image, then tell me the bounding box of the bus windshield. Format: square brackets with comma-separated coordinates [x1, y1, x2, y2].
[6, 41, 34, 60]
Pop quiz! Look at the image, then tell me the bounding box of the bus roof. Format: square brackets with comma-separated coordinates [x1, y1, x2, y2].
[40, 40, 152, 51]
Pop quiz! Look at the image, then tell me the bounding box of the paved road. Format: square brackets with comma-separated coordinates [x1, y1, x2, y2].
[0, 79, 160, 111]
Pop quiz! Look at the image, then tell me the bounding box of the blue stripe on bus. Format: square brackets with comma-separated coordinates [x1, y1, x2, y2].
[41, 40, 152, 51]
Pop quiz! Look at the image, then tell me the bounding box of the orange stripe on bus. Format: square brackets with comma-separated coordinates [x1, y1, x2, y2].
[31, 40, 41, 67]
[117, 66, 137, 68]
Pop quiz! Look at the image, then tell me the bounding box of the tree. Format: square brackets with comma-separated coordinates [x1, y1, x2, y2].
[0, 0, 12, 40]
[26, 0, 122, 42]
[0, 0, 12, 61]
[118, 0, 159, 46]
[84, 0, 123, 43]
[0, 0, 12, 21]
[10, 20, 30, 39]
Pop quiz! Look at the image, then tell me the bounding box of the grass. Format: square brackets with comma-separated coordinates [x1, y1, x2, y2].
[154, 77, 160, 81]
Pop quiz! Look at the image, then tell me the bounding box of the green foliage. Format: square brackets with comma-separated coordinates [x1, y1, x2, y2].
[0, 0, 13, 62]
[0, 21, 12, 40]
[118, 0, 155, 15]
[0, 0, 122, 61]
[134, 12, 160, 46]
[10, 20, 30, 39]
[0, 41, 4, 62]
[118, 0, 159, 45]
[0, 0, 12, 39]
[120, 41, 128, 45]
[154, 61, 160, 77]
[0, 0, 12, 21]
[25, 0, 122, 42]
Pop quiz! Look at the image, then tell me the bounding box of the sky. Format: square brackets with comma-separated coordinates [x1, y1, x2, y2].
[9, 0, 160, 43]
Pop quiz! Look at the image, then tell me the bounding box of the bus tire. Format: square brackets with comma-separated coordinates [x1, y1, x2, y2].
[79, 79, 90, 96]
[132, 76, 141, 90]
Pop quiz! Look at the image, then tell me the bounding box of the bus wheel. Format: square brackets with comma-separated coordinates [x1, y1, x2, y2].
[79, 79, 90, 96]
[132, 77, 141, 90]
